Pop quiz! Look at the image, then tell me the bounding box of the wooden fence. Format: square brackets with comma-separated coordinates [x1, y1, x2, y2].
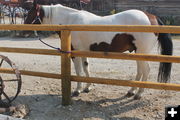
[0, 24, 180, 105]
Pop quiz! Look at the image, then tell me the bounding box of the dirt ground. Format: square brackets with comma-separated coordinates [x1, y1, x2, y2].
[0, 35, 180, 120]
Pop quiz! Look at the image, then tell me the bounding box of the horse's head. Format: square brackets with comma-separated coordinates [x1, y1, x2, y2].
[24, 0, 44, 24]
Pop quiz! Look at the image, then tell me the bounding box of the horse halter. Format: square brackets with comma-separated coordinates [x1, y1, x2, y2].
[31, 5, 42, 24]
[31, 5, 71, 54]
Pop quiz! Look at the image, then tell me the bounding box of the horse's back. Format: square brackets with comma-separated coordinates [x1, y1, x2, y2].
[76, 9, 151, 26]
[108, 9, 151, 25]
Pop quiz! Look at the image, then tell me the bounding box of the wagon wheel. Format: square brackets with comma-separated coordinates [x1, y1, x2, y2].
[0, 55, 21, 108]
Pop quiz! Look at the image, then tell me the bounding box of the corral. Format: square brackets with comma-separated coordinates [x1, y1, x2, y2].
[0, 24, 179, 119]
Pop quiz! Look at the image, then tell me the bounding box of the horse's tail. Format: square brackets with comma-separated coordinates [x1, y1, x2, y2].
[157, 18, 173, 83]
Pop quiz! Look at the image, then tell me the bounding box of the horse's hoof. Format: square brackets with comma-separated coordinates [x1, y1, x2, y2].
[72, 91, 80, 97]
[126, 92, 135, 97]
[133, 95, 141, 100]
[83, 88, 91, 93]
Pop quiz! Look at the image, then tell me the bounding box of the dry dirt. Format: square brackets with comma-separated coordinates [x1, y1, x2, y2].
[0, 35, 180, 120]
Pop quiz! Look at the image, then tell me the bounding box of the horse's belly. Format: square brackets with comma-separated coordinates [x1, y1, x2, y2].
[71, 31, 157, 54]
[71, 31, 138, 53]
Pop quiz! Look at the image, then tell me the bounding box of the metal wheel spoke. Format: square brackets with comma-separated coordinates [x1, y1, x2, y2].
[3, 79, 18, 82]
[2, 91, 11, 103]
[0, 59, 4, 67]
[0, 76, 3, 94]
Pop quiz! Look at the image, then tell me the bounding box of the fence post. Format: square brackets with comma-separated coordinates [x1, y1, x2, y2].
[61, 30, 72, 105]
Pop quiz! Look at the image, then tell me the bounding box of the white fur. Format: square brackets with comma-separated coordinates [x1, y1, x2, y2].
[41, 4, 158, 98]
[42, 5, 157, 51]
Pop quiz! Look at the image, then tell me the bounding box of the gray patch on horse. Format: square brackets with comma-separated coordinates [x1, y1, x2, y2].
[84, 61, 88, 66]
[89, 33, 137, 53]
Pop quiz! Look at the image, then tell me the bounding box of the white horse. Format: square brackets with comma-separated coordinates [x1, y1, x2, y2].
[24, 0, 173, 99]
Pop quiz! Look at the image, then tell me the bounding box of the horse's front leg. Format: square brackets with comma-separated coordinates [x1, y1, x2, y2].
[81, 57, 91, 93]
[72, 57, 83, 96]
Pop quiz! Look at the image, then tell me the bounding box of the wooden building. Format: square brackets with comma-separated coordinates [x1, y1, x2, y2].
[114, 0, 180, 17]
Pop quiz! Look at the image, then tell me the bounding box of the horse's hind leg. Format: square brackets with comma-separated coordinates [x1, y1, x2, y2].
[127, 61, 142, 97]
[81, 57, 92, 93]
[134, 61, 150, 100]
[72, 57, 83, 96]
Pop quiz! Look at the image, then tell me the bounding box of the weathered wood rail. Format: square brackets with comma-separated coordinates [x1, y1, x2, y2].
[0, 24, 180, 105]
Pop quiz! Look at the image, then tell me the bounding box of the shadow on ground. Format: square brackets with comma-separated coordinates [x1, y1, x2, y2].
[8, 94, 147, 120]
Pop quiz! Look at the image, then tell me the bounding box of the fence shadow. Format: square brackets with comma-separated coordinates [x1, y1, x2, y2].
[7, 94, 147, 120]
[73, 94, 147, 120]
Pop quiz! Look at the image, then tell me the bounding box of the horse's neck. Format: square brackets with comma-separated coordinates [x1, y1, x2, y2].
[43, 5, 79, 25]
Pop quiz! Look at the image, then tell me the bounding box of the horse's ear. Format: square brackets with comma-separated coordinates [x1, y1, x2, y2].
[33, 0, 37, 8]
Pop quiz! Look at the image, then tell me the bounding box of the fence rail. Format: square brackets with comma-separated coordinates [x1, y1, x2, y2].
[0, 24, 180, 105]
[0, 24, 180, 33]
[1, 68, 180, 91]
[1, 47, 180, 63]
